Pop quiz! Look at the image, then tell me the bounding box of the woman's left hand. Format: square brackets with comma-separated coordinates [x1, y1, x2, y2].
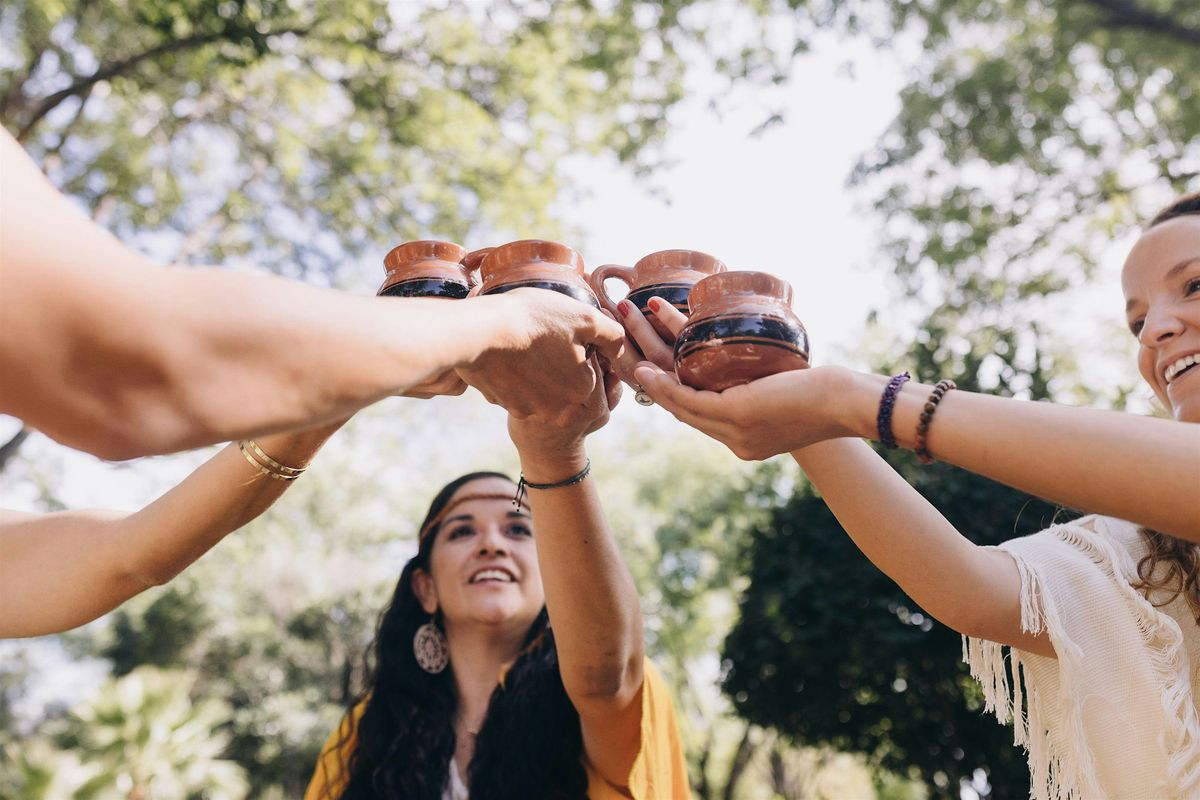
[507, 354, 619, 472]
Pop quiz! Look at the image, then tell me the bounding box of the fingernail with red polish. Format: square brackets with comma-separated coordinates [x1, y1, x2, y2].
[617, 301, 630, 319]
[648, 297, 661, 313]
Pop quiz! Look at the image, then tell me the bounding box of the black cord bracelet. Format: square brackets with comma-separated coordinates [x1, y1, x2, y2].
[513, 459, 592, 507]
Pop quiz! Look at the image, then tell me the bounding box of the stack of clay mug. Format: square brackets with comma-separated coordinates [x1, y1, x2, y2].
[378, 239, 810, 392]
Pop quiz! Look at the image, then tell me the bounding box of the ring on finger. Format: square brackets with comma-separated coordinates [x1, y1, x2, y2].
[633, 384, 654, 407]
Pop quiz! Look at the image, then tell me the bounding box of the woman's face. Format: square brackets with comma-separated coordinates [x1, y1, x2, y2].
[1122, 214, 1200, 423]
[415, 477, 545, 634]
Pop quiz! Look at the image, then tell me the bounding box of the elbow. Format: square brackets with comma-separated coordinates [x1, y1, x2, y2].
[569, 649, 644, 701]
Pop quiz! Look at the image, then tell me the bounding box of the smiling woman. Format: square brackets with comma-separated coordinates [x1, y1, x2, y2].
[304, 472, 688, 800]
[622, 192, 1200, 799]
[304, 340, 692, 800]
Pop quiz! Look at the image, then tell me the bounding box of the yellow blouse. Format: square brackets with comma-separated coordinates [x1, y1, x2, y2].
[303, 658, 691, 799]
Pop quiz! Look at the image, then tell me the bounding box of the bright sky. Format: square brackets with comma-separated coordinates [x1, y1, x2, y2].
[562, 35, 900, 368]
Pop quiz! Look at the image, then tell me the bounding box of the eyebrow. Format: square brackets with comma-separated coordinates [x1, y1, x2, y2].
[1125, 255, 1200, 312]
[441, 511, 532, 526]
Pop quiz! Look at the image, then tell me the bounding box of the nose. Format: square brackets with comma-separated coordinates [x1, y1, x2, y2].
[1139, 302, 1185, 347]
[476, 524, 509, 556]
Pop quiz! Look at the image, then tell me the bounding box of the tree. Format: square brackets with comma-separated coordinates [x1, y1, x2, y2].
[0, 667, 247, 800]
[721, 451, 1077, 798]
[834, 0, 1200, 400]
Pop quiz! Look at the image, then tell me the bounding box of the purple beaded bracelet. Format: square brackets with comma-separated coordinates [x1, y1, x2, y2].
[876, 371, 911, 449]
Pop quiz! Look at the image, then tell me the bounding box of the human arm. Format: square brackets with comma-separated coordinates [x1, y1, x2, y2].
[629, 301, 1200, 542]
[505, 361, 646, 787]
[0, 419, 346, 638]
[0, 128, 626, 458]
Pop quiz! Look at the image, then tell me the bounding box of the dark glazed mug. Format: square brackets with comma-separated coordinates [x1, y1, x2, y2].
[476, 240, 599, 308]
[379, 240, 471, 299]
[674, 271, 809, 392]
[589, 249, 726, 339]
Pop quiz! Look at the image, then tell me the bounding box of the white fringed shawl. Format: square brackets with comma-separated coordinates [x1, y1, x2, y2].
[962, 515, 1200, 800]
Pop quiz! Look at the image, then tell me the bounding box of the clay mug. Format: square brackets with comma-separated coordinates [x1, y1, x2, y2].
[588, 249, 726, 340]
[460, 247, 494, 288]
[674, 271, 809, 392]
[379, 240, 471, 299]
[476, 239, 599, 308]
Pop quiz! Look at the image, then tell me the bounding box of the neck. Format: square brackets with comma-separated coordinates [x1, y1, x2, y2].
[444, 620, 528, 730]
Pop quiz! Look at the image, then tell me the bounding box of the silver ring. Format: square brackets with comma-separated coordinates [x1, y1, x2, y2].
[634, 385, 654, 406]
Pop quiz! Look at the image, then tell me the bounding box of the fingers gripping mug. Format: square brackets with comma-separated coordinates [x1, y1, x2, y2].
[589, 249, 726, 339]
[476, 239, 600, 308]
[379, 240, 472, 299]
[674, 271, 810, 392]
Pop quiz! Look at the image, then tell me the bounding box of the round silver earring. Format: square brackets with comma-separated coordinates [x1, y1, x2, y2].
[413, 617, 449, 674]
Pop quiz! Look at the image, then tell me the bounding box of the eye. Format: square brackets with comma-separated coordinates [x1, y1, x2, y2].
[1129, 318, 1144, 337]
[1186, 277, 1200, 296]
[508, 522, 533, 538]
[447, 525, 474, 540]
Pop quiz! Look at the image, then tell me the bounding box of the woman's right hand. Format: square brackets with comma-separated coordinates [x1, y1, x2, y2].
[457, 289, 627, 420]
[630, 297, 856, 459]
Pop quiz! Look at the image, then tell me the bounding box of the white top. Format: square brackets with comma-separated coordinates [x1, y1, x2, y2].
[442, 757, 469, 800]
[963, 515, 1200, 799]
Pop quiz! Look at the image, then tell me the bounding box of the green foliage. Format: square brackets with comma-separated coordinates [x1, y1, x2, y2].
[830, 0, 1200, 397]
[0, 0, 790, 279]
[722, 451, 1078, 798]
[0, 667, 247, 800]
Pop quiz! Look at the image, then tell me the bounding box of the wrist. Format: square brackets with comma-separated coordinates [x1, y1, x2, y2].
[517, 443, 589, 484]
[456, 295, 513, 369]
[834, 368, 891, 440]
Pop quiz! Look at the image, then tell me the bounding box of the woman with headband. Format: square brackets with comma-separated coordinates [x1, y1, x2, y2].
[304, 358, 689, 799]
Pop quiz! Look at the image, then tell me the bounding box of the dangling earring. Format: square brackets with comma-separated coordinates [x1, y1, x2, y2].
[413, 615, 449, 674]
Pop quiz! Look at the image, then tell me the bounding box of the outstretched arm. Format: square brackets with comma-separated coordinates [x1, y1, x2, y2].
[630, 301, 1199, 541]
[0, 420, 345, 638]
[0, 128, 626, 459]
[506, 361, 645, 788]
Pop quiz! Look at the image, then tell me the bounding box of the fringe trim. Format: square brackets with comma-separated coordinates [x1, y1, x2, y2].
[962, 517, 1200, 800]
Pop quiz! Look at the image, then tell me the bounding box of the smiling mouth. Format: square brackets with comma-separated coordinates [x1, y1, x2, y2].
[469, 568, 516, 584]
[1165, 354, 1199, 386]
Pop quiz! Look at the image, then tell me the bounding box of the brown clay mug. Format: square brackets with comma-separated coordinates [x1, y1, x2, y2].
[674, 271, 810, 392]
[588, 249, 727, 339]
[379, 240, 471, 299]
[460, 247, 494, 286]
[476, 239, 599, 308]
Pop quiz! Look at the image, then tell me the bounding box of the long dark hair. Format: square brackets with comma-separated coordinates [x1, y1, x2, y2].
[1134, 192, 1200, 623]
[331, 472, 588, 799]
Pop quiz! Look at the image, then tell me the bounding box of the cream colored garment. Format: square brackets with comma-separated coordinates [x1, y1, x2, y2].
[963, 515, 1200, 800]
[441, 758, 468, 800]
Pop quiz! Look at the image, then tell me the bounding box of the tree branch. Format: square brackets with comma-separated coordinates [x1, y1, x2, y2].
[15, 25, 313, 142]
[1077, 0, 1200, 46]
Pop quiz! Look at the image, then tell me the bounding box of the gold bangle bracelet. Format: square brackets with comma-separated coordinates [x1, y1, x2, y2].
[237, 440, 302, 481]
[245, 439, 305, 475]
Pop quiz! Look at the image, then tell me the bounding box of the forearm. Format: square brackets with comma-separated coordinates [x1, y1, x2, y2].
[839, 372, 1200, 540]
[0, 128, 498, 456]
[3, 261, 499, 457]
[790, 439, 1046, 652]
[519, 448, 644, 700]
[0, 421, 343, 638]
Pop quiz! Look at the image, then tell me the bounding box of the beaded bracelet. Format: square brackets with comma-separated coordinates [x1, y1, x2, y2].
[914, 379, 957, 464]
[876, 371, 910, 449]
[513, 459, 592, 507]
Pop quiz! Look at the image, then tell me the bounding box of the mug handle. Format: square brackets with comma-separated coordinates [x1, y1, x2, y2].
[587, 264, 635, 318]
